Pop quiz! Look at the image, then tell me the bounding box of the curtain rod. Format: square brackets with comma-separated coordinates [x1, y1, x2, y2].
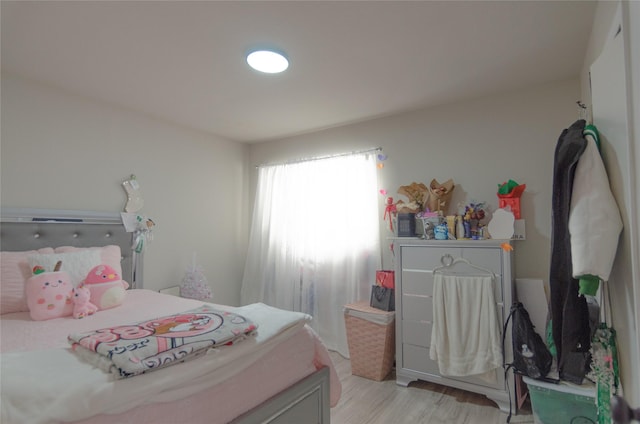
[256, 147, 382, 168]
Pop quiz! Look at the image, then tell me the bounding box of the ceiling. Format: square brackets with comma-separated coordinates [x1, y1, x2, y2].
[1, 1, 597, 144]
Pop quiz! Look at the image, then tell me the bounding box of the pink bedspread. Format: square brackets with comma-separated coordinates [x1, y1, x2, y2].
[0, 290, 341, 424]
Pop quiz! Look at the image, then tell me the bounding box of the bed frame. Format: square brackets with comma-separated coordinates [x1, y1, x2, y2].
[0, 207, 330, 424]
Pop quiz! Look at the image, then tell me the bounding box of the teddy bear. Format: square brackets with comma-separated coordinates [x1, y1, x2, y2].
[71, 284, 98, 319]
[84, 264, 129, 310]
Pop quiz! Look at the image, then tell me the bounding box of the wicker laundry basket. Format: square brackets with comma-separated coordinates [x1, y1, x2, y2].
[344, 301, 395, 381]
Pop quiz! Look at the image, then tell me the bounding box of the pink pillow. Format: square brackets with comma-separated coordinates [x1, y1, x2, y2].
[54, 246, 123, 280]
[1, 248, 54, 314]
[25, 270, 74, 321]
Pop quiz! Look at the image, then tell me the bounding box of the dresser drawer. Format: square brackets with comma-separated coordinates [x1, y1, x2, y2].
[401, 246, 504, 276]
[402, 270, 434, 296]
[401, 246, 460, 271]
[402, 344, 440, 375]
[402, 294, 432, 322]
[402, 320, 432, 348]
[461, 248, 504, 276]
[402, 270, 503, 303]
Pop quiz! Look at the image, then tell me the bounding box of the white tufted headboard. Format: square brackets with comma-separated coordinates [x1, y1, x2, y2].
[0, 208, 142, 288]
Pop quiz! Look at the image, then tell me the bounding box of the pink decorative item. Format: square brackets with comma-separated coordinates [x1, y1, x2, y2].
[84, 264, 129, 310]
[383, 197, 397, 232]
[71, 284, 98, 319]
[25, 264, 73, 321]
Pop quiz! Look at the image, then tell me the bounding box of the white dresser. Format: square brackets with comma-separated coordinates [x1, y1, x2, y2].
[393, 239, 516, 413]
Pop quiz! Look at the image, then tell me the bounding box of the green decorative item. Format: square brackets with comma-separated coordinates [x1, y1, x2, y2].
[589, 324, 619, 424]
[579, 275, 601, 296]
[546, 319, 557, 358]
[498, 179, 520, 195]
[587, 284, 620, 424]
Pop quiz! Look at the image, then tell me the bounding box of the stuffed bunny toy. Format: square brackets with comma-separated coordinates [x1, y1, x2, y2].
[72, 284, 98, 319]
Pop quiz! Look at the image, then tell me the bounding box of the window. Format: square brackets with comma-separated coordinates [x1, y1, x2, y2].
[241, 151, 381, 356]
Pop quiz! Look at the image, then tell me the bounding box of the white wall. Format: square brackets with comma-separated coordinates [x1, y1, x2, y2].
[249, 79, 581, 284]
[579, 0, 640, 405]
[1, 73, 249, 306]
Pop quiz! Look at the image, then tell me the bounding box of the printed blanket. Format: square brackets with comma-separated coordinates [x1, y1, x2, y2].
[68, 305, 257, 378]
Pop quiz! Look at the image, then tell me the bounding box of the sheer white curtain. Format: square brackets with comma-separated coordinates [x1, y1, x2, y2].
[241, 151, 381, 356]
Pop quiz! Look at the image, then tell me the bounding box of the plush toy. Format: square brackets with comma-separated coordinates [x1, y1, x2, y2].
[72, 284, 98, 319]
[84, 264, 129, 310]
[25, 261, 74, 321]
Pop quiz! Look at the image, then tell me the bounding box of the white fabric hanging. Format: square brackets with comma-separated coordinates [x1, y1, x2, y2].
[430, 273, 503, 379]
[241, 152, 381, 357]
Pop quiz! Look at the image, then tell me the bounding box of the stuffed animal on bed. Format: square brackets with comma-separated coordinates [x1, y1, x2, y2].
[71, 284, 98, 319]
[25, 262, 74, 321]
[84, 264, 129, 310]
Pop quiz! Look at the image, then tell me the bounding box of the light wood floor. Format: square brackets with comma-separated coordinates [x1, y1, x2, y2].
[329, 352, 535, 424]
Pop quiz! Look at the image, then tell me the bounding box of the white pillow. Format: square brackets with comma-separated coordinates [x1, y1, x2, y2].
[54, 246, 123, 281]
[28, 250, 101, 288]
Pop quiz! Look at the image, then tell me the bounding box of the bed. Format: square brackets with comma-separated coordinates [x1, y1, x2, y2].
[0, 208, 341, 424]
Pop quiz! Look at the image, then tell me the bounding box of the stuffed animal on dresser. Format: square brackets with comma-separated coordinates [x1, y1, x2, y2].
[72, 284, 98, 319]
[83, 264, 129, 310]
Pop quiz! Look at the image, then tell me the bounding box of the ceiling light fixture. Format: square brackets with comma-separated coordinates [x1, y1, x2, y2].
[246, 49, 289, 74]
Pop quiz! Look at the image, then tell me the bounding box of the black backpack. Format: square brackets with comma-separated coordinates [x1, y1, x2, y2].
[503, 302, 553, 379]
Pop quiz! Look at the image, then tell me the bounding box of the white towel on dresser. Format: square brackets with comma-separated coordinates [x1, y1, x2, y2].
[429, 273, 503, 379]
